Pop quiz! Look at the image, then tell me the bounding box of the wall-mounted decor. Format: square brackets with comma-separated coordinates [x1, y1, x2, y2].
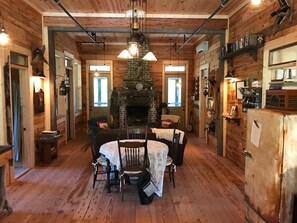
[229, 105, 238, 118]
[236, 80, 245, 100]
[34, 88, 44, 113]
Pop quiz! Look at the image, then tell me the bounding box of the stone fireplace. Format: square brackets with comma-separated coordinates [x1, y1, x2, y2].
[116, 40, 157, 127]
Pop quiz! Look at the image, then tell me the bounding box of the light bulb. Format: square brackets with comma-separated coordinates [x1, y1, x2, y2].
[0, 27, 9, 45]
[129, 42, 139, 57]
[251, 0, 261, 6]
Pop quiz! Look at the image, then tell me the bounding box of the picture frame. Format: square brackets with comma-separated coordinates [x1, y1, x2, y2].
[229, 105, 237, 116]
[236, 80, 245, 100]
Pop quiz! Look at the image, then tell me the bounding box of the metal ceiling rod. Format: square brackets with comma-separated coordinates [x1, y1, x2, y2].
[53, 0, 103, 49]
[176, 0, 229, 52]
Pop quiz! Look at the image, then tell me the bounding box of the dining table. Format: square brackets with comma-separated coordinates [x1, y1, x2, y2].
[100, 139, 168, 197]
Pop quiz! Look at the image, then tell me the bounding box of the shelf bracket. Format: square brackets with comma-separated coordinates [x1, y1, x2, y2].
[249, 50, 258, 62]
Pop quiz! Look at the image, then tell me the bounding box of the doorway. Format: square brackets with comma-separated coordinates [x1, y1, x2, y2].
[11, 68, 29, 177]
[199, 63, 209, 138]
[163, 63, 187, 130]
[89, 73, 111, 120]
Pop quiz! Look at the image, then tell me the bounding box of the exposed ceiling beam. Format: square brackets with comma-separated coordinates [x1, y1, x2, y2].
[42, 12, 229, 19]
[48, 26, 225, 35]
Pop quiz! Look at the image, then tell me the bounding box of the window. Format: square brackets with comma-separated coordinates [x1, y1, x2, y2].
[90, 65, 111, 72]
[269, 44, 297, 66]
[74, 63, 82, 111]
[167, 77, 182, 107]
[11, 51, 28, 67]
[93, 77, 108, 107]
[165, 65, 185, 72]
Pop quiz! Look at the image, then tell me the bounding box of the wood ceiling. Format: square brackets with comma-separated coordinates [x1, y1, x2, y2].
[24, 0, 249, 49]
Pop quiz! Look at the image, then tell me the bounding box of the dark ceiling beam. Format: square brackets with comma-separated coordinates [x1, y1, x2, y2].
[48, 26, 225, 35]
[175, 0, 229, 52]
[53, 0, 104, 49]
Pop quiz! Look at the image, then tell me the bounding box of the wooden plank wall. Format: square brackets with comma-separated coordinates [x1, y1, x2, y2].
[226, 1, 297, 169]
[54, 32, 82, 145]
[2, 0, 44, 165]
[80, 43, 194, 129]
[193, 34, 221, 145]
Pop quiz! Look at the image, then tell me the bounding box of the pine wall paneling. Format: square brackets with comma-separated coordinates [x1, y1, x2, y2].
[193, 35, 221, 147]
[80, 43, 194, 129]
[2, 0, 45, 167]
[54, 32, 82, 143]
[226, 1, 297, 169]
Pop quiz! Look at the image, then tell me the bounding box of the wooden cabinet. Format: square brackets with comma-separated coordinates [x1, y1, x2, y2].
[0, 145, 13, 213]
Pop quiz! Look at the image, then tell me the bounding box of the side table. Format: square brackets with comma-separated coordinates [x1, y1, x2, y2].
[36, 134, 62, 164]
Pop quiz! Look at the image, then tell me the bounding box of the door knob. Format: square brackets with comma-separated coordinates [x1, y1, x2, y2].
[242, 149, 252, 158]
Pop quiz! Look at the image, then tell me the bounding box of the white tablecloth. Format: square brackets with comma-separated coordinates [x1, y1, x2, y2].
[100, 139, 168, 197]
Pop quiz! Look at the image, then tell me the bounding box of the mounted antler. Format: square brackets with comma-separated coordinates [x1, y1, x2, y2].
[271, 0, 292, 35]
[31, 45, 48, 65]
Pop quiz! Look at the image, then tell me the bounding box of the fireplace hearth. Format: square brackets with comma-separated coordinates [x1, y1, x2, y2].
[126, 106, 149, 126]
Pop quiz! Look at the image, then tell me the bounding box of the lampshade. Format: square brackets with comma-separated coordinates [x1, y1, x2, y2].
[38, 71, 46, 79]
[142, 51, 157, 61]
[0, 25, 9, 45]
[224, 70, 234, 79]
[117, 49, 133, 59]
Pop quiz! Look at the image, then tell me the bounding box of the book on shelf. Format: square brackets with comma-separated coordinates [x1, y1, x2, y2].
[282, 86, 297, 90]
[41, 130, 59, 135]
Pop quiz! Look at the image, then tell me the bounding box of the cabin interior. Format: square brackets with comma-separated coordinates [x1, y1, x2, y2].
[1, 0, 297, 222]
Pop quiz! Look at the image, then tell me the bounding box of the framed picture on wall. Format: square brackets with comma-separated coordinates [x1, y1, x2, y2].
[236, 80, 245, 100]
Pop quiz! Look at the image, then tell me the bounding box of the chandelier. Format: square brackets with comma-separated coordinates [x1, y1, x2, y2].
[117, 0, 157, 61]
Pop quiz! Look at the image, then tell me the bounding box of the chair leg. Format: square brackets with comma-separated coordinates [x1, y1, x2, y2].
[93, 171, 97, 188]
[106, 163, 111, 193]
[171, 165, 175, 188]
[168, 166, 172, 182]
[120, 175, 125, 201]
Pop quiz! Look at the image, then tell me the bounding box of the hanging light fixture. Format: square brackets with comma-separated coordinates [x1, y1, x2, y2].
[251, 0, 262, 6]
[225, 70, 235, 79]
[117, 0, 157, 61]
[0, 11, 9, 46]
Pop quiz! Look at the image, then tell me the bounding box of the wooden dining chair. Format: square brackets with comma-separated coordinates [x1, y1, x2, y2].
[117, 140, 149, 201]
[126, 125, 148, 139]
[166, 129, 181, 188]
[88, 127, 117, 192]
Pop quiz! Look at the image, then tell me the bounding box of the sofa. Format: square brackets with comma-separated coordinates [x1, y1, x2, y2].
[93, 127, 187, 165]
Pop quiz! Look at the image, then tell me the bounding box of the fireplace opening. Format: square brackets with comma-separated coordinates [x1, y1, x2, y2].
[126, 106, 149, 126]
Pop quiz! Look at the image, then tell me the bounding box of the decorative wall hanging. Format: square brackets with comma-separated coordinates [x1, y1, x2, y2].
[31, 45, 48, 65]
[271, 0, 292, 35]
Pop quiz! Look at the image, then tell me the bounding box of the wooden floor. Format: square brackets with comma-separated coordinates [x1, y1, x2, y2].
[0, 133, 247, 223]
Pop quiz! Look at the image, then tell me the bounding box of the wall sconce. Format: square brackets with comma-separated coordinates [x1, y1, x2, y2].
[225, 70, 235, 79]
[251, 0, 262, 6]
[34, 68, 46, 79]
[59, 75, 70, 96]
[0, 12, 9, 46]
[59, 80, 67, 95]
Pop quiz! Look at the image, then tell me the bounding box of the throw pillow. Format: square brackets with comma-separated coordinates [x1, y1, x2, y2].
[161, 119, 173, 128]
[97, 121, 109, 129]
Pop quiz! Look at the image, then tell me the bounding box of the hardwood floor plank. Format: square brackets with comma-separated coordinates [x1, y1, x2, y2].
[0, 133, 247, 223]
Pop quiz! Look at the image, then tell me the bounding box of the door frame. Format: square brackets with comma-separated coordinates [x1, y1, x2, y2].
[86, 60, 113, 122]
[199, 63, 209, 138]
[0, 45, 35, 177]
[162, 60, 189, 130]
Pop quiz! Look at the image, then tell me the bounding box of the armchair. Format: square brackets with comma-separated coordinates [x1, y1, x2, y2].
[160, 114, 180, 128]
[88, 116, 118, 135]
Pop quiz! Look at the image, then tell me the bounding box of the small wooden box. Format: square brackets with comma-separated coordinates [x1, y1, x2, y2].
[265, 90, 297, 111]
